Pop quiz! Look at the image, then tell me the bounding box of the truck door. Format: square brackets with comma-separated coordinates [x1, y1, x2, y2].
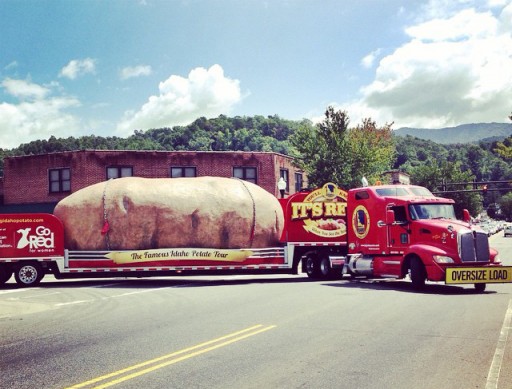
[387, 205, 409, 254]
[375, 205, 409, 277]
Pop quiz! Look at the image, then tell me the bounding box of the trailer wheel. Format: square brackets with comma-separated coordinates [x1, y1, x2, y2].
[0, 265, 13, 285]
[305, 255, 320, 278]
[14, 262, 44, 287]
[409, 257, 426, 290]
[474, 283, 486, 293]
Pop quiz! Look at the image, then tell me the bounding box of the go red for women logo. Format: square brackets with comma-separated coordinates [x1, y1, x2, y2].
[17, 226, 55, 250]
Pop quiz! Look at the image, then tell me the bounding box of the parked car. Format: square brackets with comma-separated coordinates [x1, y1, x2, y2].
[504, 224, 512, 237]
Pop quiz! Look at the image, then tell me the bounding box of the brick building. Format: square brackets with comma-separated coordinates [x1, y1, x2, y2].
[0, 150, 306, 212]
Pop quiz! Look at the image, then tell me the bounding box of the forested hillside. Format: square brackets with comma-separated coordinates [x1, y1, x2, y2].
[2, 114, 511, 193]
[393, 134, 512, 183]
[0, 115, 303, 175]
[1, 115, 301, 157]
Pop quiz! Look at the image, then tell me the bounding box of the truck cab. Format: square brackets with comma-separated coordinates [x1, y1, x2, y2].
[345, 184, 500, 290]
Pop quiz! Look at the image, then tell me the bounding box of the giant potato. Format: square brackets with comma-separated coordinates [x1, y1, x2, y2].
[53, 176, 284, 250]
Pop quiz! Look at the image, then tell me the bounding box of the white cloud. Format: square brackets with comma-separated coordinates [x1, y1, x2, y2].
[406, 8, 497, 41]
[59, 58, 97, 80]
[117, 64, 242, 135]
[488, 0, 508, 6]
[1, 78, 50, 100]
[120, 65, 152, 80]
[361, 49, 382, 69]
[0, 79, 82, 148]
[339, 1, 512, 129]
[498, 1, 512, 31]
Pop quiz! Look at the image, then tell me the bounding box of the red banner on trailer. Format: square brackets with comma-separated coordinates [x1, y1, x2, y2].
[279, 183, 348, 244]
[0, 214, 65, 258]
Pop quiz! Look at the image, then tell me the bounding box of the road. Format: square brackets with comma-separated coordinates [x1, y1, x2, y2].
[1, 234, 511, 389]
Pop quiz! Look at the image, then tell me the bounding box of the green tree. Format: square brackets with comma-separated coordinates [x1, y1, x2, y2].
[394, 135, 448, 171]
[494, 137, 512, 159]
[493, 112, 512, 159]
[290, 106, 395, 188]
[290, 107, 350, 187]
[499, 192, 512, 221]
[346, 118, 395, 188]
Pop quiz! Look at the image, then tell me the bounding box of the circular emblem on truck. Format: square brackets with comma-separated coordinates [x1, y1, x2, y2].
[352, 205, 370, 239]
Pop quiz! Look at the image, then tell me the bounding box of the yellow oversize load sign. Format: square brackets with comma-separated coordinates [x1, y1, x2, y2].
[106, 248, 254, 265]
[446, 267, 512, 284]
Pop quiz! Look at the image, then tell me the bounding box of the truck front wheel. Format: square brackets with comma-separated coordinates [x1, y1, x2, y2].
[474, 283, 486, 293]
[14, 262, 44, 287]
[409, 257, 426, 290]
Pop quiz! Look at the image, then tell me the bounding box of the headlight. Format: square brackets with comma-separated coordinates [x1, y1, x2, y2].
[434, 255, 454, 264]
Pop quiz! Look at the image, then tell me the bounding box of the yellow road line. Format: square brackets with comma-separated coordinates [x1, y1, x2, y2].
[65, 324, 276, 389]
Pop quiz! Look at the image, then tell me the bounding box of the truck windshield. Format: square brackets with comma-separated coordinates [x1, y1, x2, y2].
[409, 204, 456, 220]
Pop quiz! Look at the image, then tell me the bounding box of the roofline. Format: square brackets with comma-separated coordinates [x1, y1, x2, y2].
[4, 149, 295, 160]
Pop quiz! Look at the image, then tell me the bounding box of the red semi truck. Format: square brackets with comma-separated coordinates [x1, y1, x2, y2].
[0, 182, 510, 291]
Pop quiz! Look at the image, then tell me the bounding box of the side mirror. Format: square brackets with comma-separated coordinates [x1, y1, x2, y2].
[463, 209, 471, 223]
[387, 209, 396, 224]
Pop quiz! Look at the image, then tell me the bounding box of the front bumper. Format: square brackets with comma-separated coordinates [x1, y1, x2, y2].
[445, 266, 512, 284]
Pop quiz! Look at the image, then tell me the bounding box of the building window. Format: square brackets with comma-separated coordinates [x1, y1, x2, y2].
[295, 172, 303, 192]
[49, 168, 71, 193]
[233, 167, 257, 184]
[170, 166, 197, 178]
[280, 169, 289, 192]
[107, 166, 133, 180]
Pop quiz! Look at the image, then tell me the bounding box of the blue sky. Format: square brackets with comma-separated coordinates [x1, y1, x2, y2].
[1, 0, 511, 149]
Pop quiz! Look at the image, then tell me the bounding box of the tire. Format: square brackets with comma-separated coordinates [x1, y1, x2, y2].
[409, 257, 426, 290]
[318, 256, 335, 279]
[0, 265, 13, 285]
[474, 283, 486, 293]
[14, 262, 44, 287]
[305, 255, 320, 279]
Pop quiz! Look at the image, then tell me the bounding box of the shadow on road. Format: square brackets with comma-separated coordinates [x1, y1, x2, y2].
[2, 273, 500, 295]
[2, 274, 315, 290]
[323, 277, 498, 295]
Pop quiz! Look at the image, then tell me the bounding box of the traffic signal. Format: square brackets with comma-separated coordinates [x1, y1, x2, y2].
[482, 184, 488, 194]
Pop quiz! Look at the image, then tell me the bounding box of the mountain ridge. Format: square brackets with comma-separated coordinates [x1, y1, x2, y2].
[394, 122, 512, 144]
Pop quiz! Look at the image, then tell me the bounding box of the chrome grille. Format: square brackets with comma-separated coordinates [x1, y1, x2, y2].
[459, 231, 490, 262]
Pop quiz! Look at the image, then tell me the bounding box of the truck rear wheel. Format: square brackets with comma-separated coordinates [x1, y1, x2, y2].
[0, 265, 13, 285]
[319, 256, 335, 279]
[305, 255, 320, 278]
[306, 254, 336, 280]
[14, 262, 44, 287]
[410, 257, 426, 290]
